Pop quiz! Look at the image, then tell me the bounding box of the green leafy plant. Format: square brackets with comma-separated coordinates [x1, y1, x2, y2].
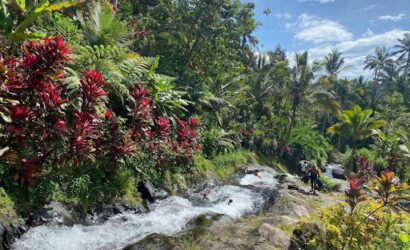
[0, 0, 81, 42]
[328, 105, 385, 172]
[288, 126, 333, 168]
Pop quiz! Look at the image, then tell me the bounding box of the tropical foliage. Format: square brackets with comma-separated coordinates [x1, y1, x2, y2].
[0, 2, 410, 239]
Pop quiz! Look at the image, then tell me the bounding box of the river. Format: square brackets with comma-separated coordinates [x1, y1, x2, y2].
[13, 166, 279, 250]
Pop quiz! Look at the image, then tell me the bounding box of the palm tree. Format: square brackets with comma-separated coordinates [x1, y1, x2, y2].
[237, 3, 258, 48]
[77, 0, 132, 46]
[393, 33, 410, 77]
[286, 52, 325, 139]
[380, 61, 402, 94]
[327, 105, 385, 172]
[245, 53, 276, 117]
[324, 49, 345, 78]
[364, 46, 393, 109]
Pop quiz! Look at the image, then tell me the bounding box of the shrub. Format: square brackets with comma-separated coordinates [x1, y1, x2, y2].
[287, 126, 333, 169]
[320, 200, 410, 250]
[289, 220, 323, 250]
[342, 148, 388, 175]
[319, 175, 338, 192]
[316, 171, 410, 249]
[0, 36, 200, 210]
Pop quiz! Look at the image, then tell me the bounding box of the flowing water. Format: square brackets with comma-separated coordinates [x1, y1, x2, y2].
[13, 168, 278, 250]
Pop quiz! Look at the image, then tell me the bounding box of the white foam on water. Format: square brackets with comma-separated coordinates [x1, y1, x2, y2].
[12, 185, 266, 250]
[239, 171, 278, 187]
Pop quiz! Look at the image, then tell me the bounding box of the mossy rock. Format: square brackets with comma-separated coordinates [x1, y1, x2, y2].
[0, 188, 19, 224]
[289, 221, 323, 250]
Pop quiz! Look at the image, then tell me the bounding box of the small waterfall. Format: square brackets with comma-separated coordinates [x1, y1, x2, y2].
[13, 170, 278, 250]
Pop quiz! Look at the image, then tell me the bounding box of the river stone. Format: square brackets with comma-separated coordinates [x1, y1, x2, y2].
[29, 201, 75, 226]
[153, 189, 169, 200]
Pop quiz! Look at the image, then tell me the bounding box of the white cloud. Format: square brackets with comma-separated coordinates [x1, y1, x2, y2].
[299, 0, 335, 3]
[288, 14, 352, 44]
[361, 28, 374, 38]
[274, 13, 292, 20]
[290, 30, 410, 78]
[379, 14, 406, 21]
[360, 4, 381, 12]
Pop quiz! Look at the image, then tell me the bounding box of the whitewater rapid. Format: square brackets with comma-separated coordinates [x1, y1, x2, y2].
[13, 168, 278, 250]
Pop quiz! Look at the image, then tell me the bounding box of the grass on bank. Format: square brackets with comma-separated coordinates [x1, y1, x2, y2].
[194, 149, 297, 181]
[194, 149, 258, 181]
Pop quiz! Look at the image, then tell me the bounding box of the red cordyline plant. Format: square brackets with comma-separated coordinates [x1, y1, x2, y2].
[128, 83, 153, 139]
[357, 155, 375, 182]
[174, 118, 200, 158]
[2, 35, 71, 185]
[1, 35, 201, 186]
[70, 69, 110, 164]
[345, 176, 366, 212]
[80, 70, 108, 111]
[127, 83, 201, 167]
[373, 171, 409, 206]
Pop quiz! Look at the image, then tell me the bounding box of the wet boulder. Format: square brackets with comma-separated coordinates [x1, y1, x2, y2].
[137, 181, 155, 203]
[29, 201, 75, 226]
[298, 160, 310, 174]
[0, 223, 9, 250]
[331, 168, 346, 180]
[256, 223, 291, 250]
[153, 189, 169, 201]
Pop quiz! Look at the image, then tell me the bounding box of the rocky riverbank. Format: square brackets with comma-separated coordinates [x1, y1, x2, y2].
[127, 171, 345, 250]
[4, 164, 347, 250]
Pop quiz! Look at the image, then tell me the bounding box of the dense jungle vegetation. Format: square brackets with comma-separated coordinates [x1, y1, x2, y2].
[0, 0, 410, 249]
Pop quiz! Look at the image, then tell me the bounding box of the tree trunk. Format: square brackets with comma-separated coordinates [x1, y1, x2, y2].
[370, 69, 379, 110]
[287, 97, 298, 140]
[350, 146, 357, 173]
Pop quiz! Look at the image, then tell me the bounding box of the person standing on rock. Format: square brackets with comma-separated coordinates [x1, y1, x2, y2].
[308, 165, 320, 195]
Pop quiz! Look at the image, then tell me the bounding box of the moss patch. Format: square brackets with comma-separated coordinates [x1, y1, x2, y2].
[0, 188, 19, 224]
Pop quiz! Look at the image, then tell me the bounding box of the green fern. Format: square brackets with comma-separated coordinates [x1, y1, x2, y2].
[67, 45, 188, 116]
[76, 0, 131, 46]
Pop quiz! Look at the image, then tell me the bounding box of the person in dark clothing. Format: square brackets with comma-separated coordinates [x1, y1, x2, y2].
[308, 165, 320, 195]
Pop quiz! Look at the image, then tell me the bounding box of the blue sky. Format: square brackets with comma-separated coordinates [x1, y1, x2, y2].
[246, 0, 410, 78]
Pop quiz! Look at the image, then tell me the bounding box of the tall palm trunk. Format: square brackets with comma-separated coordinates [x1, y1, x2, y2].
[287, 97, 298, 140]
[370, 69, 379, 110]
[350, 146, 357, 173]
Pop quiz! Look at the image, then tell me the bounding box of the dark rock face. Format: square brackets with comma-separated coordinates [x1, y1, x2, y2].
[398, 202, 410, 212]
[28, 201, 75, 226]
[331, 168, 346, 180]
[137, 181, 155, 203]
[137, 181, 169, 203]
[0, 223, 9, 250]
[0, 222, 26, 250]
